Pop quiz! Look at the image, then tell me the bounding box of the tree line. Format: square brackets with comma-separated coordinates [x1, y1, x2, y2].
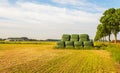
[94, 8, 120, 43]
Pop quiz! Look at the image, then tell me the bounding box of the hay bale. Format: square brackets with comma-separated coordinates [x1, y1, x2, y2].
[84, 41, 93, 47]
[70, 34, 79, 42]
[79, 34, 89, 38]
[74, 41, 83, 46]
[74, 41, 83, 49]
[66, 46, 74, 48]
[65, 41, 74, 48]
[56, 41, 65, 48]
[65, 41, 74, 45]
[62, 34, 71, 41]
[79, 38, 89, 41]
[79, 34, 90, 41]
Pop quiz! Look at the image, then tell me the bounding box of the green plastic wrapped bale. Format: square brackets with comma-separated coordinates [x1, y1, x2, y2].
[65, 41, 74, 48]
[79, 34, 90, 41]
[74, 41, 83, 49]
[74, 41, 83, 46]
[65, 41, 74, 45]
[70, 34, 79, 42]
[66, 46, 74, 48]
[79, 38, 89, 41]
[79, 34, 89, 39]
[84, 41, 93, 47]
[56, 41, 65, 48]
[61, 34, 71, 41]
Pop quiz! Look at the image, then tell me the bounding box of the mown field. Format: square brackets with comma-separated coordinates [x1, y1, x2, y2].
[0, 42, 120, 73]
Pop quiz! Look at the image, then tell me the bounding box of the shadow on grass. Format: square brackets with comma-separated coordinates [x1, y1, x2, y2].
[54, 43, 108, 50]
[54, 46, 102, 50]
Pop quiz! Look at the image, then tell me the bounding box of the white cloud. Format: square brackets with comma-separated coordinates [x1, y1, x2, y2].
[0, 0, 9, 6]
[52, 0, 106, 13]
[52, 0, 86, 5]
[0, 1, 101, 39]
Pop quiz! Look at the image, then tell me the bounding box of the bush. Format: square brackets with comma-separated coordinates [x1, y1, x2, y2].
[70, 34, 79, 42]
[90, 39, 94, 46]
[95, 43, 120, 64]
[106, 44, 120, 63]
[62, 34, 71, 41]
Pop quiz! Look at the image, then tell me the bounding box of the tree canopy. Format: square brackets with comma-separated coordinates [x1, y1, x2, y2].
[94, 8, 120, 43]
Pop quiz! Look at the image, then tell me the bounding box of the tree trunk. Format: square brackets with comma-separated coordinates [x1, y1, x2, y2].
[108, 34, 111, 43]
[103, 37, 104, 42]
[114, 33, 117, 44]
[105, 36, 107, 42]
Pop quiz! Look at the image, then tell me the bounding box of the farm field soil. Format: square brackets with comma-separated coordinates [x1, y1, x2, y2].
[0, 43, 119, 73]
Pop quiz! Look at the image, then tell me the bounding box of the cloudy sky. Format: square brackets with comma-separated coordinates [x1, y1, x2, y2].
[0, 0, 120, 40]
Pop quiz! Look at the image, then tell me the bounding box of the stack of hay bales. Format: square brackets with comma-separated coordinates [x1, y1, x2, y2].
[56, 34, 93, 49]
[79, 34, 92, 48]
[56, 34, 70, 48]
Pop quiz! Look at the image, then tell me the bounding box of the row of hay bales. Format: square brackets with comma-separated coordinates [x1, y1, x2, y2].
[56, 34, 93, 49]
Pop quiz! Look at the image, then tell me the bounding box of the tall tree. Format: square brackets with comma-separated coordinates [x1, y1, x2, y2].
[100, 15, 111, 42]
[114, 8, 120, 43]
[101, 8, 120, 43]
[94, 24, 106, 42]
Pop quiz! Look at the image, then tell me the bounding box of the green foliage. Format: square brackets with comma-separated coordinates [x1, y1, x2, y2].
[95, 43, 120, 64]
[0, 38, 2, 41]
[106, 44, 120, 63]
[95, 8, 120, 43]
[103, 8, 115, 15]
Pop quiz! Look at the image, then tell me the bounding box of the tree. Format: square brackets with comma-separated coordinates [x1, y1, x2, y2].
[94, 24, 107, 42]
[100, 15, 112, 42]
[99, 8, 120, 43]
[113, 8, 120, 43]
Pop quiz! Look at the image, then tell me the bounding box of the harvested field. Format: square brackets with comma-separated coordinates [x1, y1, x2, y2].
[0, 42, 119, 73]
